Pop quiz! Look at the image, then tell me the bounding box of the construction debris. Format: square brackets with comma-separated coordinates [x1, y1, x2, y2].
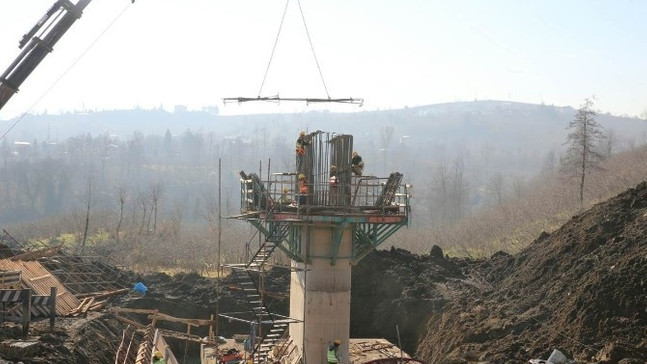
[0, 259, 78, 315]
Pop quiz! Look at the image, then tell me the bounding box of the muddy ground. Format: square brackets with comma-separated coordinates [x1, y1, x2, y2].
[2, 182, 646, 363]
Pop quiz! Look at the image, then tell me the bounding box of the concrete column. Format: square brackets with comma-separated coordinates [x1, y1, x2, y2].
[290, 224, 353, 364]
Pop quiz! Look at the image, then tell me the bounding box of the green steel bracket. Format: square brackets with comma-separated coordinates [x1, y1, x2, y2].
[276, 226, 304, 263]
[352, 222, 406, 265]
[248, 220, 303, 262]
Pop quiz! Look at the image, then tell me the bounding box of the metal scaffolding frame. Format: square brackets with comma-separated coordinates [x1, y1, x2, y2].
[1, 230, 129, 295]
[39, 251, 130, 295]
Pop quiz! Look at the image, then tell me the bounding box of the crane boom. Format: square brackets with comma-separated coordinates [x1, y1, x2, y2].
[0, 0, 93, 111]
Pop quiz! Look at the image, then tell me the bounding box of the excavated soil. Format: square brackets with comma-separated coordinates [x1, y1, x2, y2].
[413, 182, 647, 363]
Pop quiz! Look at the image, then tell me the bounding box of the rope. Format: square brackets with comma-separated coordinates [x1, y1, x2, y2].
[257, 0, 331, 99]
[296, 0, 330, 99]
[257, 0, 291, 98]
[0, 3, 132, 141]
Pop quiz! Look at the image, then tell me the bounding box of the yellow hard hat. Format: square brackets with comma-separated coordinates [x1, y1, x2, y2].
[154, 351, 163, 358]
[300, 130, 306, 136]
[299, 173, 305, 180]
[352, 151, 358, 157]
[282, 187, 289, 192]
[334, 338, 341, 345]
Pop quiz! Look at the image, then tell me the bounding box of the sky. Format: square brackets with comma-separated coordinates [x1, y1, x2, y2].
[0, 0, 646, 120]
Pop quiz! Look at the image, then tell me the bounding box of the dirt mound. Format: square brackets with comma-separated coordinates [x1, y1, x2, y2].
[351, 246, 476, 354]
[416, 182, 647, 363]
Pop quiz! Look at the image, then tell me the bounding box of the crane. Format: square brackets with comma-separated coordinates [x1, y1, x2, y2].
[0, 0, 94, 111]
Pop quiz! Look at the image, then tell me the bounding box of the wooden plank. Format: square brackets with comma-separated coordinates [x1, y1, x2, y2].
[114, 314, 146, 329]
[29, 274, 51, 281]
[0, 259, 79, 315]
[76, 287, 129, 299]
[113, 307, 158, 315]
[145, 311, 217, 326]
[81, 297, 95, 313]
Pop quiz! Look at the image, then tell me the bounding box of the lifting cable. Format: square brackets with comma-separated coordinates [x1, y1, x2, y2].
[223, 0, 363, 106]
[0, 2, 133, 141]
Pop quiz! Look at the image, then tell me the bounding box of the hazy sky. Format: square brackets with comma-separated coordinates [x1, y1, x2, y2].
[0, 0, 645, 119]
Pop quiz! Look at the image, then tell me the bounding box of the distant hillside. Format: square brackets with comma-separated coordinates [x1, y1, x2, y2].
[2, 100, 645, 229]
[5, 101, 644, 148]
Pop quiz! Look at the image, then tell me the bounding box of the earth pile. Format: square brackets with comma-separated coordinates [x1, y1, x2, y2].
[416, 182, 647, 363]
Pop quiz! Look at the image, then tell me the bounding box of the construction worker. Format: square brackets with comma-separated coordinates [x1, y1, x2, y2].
[329, 165, 339, 205]
[296, 131, 311, 173]
[279, 187, 292, 205]
[327, 338, 341, 364]
[298, 174, 308, 206]
[295, 130, 310, 155]
[351, 151, 364, 176]
[153, 350, 166, 364]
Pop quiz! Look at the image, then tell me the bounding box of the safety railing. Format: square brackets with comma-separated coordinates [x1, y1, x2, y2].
[239, 171, 411, 217]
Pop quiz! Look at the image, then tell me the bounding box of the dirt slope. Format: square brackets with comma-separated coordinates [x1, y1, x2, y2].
[350, 245, 479, 354]
[416, 182, 647, 363]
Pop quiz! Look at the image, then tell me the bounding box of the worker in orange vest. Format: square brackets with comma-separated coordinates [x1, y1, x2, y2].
[298, 174, 308, 206]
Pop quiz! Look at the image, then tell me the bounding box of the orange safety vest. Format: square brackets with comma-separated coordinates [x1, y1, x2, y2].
[299, 180, 308, 194]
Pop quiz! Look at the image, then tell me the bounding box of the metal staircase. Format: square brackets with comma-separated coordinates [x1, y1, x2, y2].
[224, 221, 293, 363]
[254, 319, 290, 362]
[248, 222, 291, 268]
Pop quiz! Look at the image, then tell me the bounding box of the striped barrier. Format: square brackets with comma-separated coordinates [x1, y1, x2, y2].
[0, 289, 52, 317]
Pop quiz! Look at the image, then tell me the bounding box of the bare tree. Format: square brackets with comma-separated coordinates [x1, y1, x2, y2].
[431, 163, 449, 225]
[449, 156, 469, 222]
[150, 183, 162, 233]
[115, 187, 128, 244]
[542, 150, 557, 174]
[480, 142, 494, 179]
[511, 175, 525, 201]
[604, 129, 617, 156]
[80, 179, 92, 251]
[380, 126, 394, 174]
[486, 172, 504, 206]
[561, 98, 605, 206]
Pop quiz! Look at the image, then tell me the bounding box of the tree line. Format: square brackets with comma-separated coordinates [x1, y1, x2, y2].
[1, 99, 645, 270]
